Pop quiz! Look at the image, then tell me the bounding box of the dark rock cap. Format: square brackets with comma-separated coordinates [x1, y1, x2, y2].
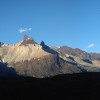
[20, 35, 37, 45]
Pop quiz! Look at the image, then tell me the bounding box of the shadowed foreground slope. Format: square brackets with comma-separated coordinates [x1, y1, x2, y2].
[0, 73, 100, 99]
[0, 62, 18, 77]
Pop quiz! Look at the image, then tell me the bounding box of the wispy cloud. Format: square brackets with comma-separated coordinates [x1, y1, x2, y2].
[28, 28, 32, 31]
[19, 28, 27, 33]
[87, 43, 94, 48]
[18, 28, 32, 33]
[83, 43, 95, 52]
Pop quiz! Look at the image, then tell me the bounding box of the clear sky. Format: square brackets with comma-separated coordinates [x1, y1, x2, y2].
[0, 0, 100, 53]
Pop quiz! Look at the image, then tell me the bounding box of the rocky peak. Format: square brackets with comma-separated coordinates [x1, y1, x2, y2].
[40, 41, 45, 46]
[40, 41, 58, 55]
[20, 35, 37, 45]
[23, 35, 32, 40]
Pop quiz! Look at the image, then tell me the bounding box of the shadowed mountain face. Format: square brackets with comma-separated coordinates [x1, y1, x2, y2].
[0, 35, 100, 78]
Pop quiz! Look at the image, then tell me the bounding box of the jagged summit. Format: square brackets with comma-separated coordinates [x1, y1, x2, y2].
[20, 35, 37, 45]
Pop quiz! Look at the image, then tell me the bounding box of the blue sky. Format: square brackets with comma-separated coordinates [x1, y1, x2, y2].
[0, 0, 100, 53]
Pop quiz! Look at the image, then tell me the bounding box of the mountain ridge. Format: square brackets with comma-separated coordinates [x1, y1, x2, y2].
[0, 35, 100, 78]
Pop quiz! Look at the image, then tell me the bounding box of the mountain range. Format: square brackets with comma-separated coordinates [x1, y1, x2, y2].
[0, 35, 100, 78]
